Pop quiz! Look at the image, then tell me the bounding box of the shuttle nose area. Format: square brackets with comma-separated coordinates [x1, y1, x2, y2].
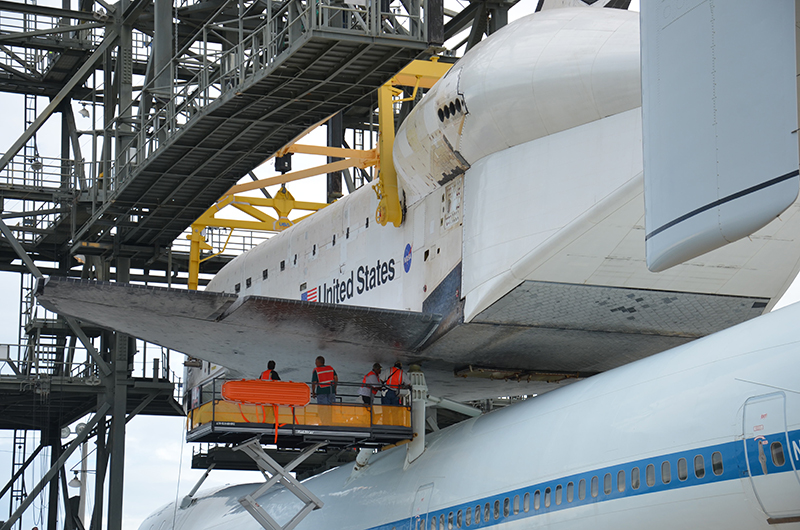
[394, 8, 641, 206]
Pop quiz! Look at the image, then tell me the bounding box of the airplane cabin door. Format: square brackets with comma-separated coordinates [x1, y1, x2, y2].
[410, 483, 433, 530]
[743, 393, 800, 521]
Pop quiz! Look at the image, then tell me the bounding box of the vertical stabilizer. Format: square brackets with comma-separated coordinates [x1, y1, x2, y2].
[642, 0, 799, 272]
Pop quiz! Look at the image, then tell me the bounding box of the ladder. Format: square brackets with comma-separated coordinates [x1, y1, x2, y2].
[9, 432, 27, 529]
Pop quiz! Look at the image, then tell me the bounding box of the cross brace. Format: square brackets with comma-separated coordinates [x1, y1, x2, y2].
[233, 439, 326, 530]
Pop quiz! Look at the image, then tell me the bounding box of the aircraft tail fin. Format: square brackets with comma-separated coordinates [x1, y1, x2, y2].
[641, 1, 799, 272]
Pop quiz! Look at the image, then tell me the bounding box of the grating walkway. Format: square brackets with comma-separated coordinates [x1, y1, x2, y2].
[74, 0, 436, 250]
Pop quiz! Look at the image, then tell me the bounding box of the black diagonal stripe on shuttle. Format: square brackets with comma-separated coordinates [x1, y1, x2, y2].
[645, 169, 800, 241]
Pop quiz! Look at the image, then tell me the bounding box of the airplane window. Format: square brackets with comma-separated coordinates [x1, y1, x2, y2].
[458, 510, 463, 528]
[503, 497, 510, 516]
[418, 519, 423, 530]
[513, 495, 519, 514]
[694, 455, 705, 478]
[262, 269, 268, 279]
[438, 108, 445, 122]
[280, 260, 285, 271]
[603, 473, 611, 495]
[555, 485, 562, 505]
[444, 105, 450, 119]
[591, 476, 598, 498]
[300, 282, 307, 291]
[544, 487, 551, 508]
[366, 217, 369, 228]
[448, 512, 453, 529]
[646, 464, 655, 487]
[484, 503, 490, 522]
[346, 227, 350, 239]
[712, 452, 723, 476]
[494, 500, 500, 519]
[661, 461, 671, 484]
[523, 492, 530, 512]
[631, 467, 640, 489]
[431, 516, 436, 530]
[567, 482, 574, 502]
[617, 470, 625, 492]
[455, 99, 462, 113]
[466, 507, 471, 526]
[332, 235, 336, 246]
[449, 102, 456, 116]
[677, 458, 688, 481]
[293, 254, 297, 265]
[235, 283, 241, 293]
[313, 244, 316, 256]
[534, 490, 540, 510]
[440, 514, 444, 529]
[474, 506, 480, 525]
[246, 278, 251, 288]
[578, 479, 586, 500]
[771, 442, 786, 466]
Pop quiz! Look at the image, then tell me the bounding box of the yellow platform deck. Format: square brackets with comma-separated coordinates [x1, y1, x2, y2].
[186, 399, 412, 447]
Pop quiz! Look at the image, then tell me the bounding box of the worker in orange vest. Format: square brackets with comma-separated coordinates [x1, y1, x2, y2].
[311, 356, 338, 405]
[359, 363, 382, 405]
[382, 361, 404, 405]
[260, 360, 281, 381]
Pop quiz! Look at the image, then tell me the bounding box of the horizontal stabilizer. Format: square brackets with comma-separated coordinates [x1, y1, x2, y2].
[36, 277, 441, 377]
[641, 0, 799, 272]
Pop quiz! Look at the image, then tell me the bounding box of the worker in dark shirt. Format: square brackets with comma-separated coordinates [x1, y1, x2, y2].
[260, 360, 281, 380]
[311, 356, 338, 404]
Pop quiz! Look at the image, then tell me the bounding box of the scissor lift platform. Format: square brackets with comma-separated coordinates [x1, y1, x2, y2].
[187, 399, 412, 448]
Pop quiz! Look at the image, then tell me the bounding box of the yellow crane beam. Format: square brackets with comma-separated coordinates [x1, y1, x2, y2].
[186, 58, 451, 290]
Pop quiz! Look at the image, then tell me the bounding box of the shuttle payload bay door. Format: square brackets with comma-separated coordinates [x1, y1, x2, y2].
[743, 393, 800, 522]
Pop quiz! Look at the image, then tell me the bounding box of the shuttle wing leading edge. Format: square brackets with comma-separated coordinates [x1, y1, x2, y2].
[35, 277, 441, 377]
[641, 0, 800, 272]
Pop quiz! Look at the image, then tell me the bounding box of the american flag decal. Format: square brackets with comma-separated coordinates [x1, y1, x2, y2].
[302, 287, 318, 302]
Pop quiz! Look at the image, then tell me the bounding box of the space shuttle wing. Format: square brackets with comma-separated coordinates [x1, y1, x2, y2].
[36, 277, 441, 376]
[641, 0, 800, 272]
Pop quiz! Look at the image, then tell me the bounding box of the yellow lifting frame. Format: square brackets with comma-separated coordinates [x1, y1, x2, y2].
[186, 58, 451, 290]
[375, 57, 451, 227]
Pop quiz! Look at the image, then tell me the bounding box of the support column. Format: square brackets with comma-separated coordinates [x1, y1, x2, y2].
[487, 2, 508, 34]
[326, 112, 344, 203]
[46, 428, 60, 530]
[107, 257, 130, 530]
[153, 0, 172, 95]
[405, 367, 428, 465]
[90, 415, 107, 530]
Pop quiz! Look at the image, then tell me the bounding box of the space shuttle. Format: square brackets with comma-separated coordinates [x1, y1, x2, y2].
[36, 1, 800, 402]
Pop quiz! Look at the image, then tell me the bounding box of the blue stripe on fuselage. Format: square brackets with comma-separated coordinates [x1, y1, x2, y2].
[366, 428, 800, 530]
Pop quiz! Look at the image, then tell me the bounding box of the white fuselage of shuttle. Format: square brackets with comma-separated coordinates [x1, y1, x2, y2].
[206, 8, 644, 318]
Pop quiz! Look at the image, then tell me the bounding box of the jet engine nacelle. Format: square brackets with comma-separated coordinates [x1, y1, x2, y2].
[393, 8, 642, 207]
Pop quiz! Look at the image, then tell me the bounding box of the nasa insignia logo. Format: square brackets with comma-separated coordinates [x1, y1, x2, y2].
[403, 244, 412, 273]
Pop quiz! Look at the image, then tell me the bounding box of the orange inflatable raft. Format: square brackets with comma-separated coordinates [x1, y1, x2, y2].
[221, 379, 311, 406]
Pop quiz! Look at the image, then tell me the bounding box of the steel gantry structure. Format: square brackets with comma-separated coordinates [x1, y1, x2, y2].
[0, 0, 518, 528]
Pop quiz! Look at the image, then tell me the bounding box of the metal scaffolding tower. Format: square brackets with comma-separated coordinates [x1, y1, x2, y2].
[0, 0, 517, 527]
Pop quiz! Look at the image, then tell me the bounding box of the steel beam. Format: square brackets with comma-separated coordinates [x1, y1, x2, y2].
[0, 0, 101, 21]
[0, 22, 104, 43]
[0, 28, 118, 175]
[0, 440, 45, 500]
[0, 218, 43, 279]
[106, 257, 130, 530]
[0, 402, 111, 530]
